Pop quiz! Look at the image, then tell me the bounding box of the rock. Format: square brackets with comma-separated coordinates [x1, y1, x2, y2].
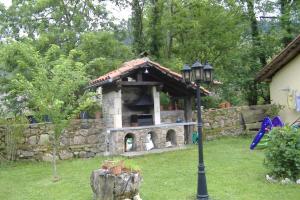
[281, 178, 292, 184]
[19, 150, 34, 158]
[203, 123, 210, 128]
[74, 135, 86, 145]
[266, 174, 277, 183]
[74, 151, 79, 157]
[219, 119, 225, 127]
[42, 153, 58, 162]
[59, 150, 73, 160]
[60, 136, 69, 146]
[86, 152, 95, 158]
[133, 194, 142, 200]
[77, 129, 89, 136]
[27, 136, 37, 145]
[87, 134, 99, 144]
[79, 151, 86, 158]
[39, 134, 49, 145]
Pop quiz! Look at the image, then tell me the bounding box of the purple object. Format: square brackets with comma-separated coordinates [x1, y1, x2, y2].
[272, 116, 284, 127]
[250, 117, 273, 150]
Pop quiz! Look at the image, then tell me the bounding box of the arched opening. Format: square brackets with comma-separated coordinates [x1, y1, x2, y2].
[145, 131, 157, 150]
[124, 133, 135, 152]
[166, 129, 177, 147]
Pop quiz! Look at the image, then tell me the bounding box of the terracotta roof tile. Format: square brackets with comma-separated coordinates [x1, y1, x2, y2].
[90, 58, 210, 94]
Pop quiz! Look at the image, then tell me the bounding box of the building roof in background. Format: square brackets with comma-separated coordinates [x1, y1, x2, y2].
[256, 34, 300, 82]
[89, 58, 210, 95]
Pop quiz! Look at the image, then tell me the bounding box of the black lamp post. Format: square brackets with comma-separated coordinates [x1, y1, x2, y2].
[181, 60, 213, 200]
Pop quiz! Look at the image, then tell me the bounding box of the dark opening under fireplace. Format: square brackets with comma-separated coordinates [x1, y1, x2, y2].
[131, 114, 153, 126]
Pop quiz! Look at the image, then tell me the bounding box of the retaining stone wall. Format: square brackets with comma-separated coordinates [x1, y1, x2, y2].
[0, 105, 270, 161]
[0, 119, 107, 161]
[201, 107, 244, 140]
[160, 105, 271, 140]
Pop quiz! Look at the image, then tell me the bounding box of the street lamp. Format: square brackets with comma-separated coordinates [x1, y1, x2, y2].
[181, 60, 213, 200]
[182, 64, 192, 83]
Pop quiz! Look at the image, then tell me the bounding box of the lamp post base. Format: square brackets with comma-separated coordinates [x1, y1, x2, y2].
[197, 194, 209, 200]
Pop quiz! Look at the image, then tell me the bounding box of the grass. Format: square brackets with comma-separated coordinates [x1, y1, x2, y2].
[0, 136, 299, 200]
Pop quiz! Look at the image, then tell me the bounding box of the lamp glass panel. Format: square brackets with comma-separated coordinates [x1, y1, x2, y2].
[184, 71, 190, 82]
[205, 70, 212, 82]
[194, 68, 201, 81]
[200, 68, 204, 81]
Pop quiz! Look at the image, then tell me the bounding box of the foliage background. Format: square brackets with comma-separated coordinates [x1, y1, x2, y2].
[0, 0, 299, 114]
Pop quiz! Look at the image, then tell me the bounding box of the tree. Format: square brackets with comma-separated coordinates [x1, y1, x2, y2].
[78, 31, 134, 79]
[0, 0, 110, 52]
[278, 0, 299, 46]
[131, 0, 146, 54]
[11, 46, 91, 180]
[147, 0, 164, 58]
[0, 41, 41, 115]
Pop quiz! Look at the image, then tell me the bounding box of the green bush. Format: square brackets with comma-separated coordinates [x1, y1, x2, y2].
[201, 96, 221, 109]
[86, 102, 101, 119]
[264, 104, 284, 118]
[264, 126, 300, 180]
[160, 92, 170, 107]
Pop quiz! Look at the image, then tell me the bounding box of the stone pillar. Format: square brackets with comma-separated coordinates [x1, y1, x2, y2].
[102, 89, 122, 129]
[184, 96, 193, 144]
[152, 86, 161, 125]
[114, 90, 122, 128]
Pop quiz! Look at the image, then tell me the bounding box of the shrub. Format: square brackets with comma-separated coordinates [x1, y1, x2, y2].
[264, 104, 284, 118]
[201, 96, 221, 109]
[86, 102, 101, 119]
[264, 126, 300, 180]
[160, 92, 170, 108]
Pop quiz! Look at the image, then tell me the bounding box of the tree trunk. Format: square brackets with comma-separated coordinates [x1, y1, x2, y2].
[52, 139, 58, 181]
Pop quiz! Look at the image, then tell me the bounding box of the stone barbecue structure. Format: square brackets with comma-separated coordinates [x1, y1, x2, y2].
[89, 57, 209, 154]
[0, 58, 216, 160]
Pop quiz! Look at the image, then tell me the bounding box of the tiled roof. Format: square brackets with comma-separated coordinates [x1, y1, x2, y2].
[90, 58, 210, 94]
[256, 34, 300, 82]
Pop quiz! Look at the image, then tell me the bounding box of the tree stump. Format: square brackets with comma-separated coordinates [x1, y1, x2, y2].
[90, 169, 142, 200]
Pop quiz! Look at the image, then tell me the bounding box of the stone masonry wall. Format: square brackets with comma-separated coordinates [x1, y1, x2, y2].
[161, 110, 185, 123]
[201, 105, 271, 140]
[160, 105, 271, 140]
[0, 105, 271, 160]
[0, 119, 107, 161]
[201, 107, 244, 140]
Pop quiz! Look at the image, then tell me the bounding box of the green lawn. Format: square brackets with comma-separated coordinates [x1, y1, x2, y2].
[0, 137, 299, 200]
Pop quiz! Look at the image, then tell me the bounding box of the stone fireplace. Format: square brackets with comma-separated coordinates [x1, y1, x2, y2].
[89, 57, 209, 154]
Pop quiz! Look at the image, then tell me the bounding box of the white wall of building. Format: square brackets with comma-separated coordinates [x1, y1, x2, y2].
[270, 54, 300, 124]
